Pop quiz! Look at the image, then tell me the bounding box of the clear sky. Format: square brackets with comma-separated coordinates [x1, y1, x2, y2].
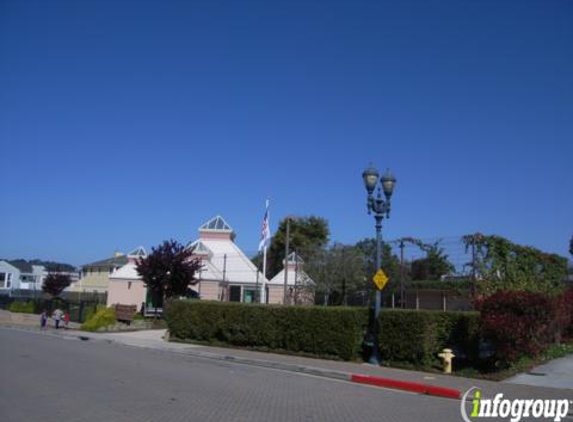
[1, 0, 572, 266]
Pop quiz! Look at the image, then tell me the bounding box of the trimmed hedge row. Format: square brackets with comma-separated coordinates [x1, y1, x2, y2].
[165, 300, 481, 365]
[378, 309, 480, 367]
[165, 300, 368, 360]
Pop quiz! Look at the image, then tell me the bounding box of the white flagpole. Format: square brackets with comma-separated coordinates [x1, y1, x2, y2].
[260, 198, 270, 304]
[262, 245, 267, 303]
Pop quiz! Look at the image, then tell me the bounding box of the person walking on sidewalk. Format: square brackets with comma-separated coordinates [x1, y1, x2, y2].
[40, 310, 48, 330]
[63, 311, 70, 330]
[53, 308, 63, 329]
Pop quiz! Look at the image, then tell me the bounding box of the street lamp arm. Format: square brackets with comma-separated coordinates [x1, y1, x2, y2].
[366, 195, 374, 215]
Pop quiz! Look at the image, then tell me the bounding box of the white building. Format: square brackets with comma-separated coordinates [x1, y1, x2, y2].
[106, 215, 315, 309]
[268, 252, 315, 305]
[0, 260, 45, 297]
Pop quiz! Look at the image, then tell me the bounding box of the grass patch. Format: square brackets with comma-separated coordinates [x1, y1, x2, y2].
[9, 301, 35, 314]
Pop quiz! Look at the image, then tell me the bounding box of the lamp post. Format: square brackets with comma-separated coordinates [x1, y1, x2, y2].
[362, 165, 396, 365]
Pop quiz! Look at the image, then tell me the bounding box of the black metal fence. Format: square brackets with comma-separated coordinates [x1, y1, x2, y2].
[0, 295, 102, 324]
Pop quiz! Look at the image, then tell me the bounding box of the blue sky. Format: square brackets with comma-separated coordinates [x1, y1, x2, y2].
[1, 0, 572, 266]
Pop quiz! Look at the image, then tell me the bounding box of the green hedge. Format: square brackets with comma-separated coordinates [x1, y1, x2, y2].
[165, 300, 368, 361]
[377, 309, 480, 367]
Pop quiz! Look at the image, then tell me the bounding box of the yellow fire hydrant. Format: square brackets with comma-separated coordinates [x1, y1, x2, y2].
[438, 348, 455, 374]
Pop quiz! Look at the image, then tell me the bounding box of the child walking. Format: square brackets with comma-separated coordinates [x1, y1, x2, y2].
[63, 311, 70, 330]
[40, 310, 48, 330]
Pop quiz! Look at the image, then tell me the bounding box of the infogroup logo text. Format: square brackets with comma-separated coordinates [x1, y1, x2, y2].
[461, 387, 570, 422]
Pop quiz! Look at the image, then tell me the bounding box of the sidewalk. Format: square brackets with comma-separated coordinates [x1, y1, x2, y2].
[50, 328, 572, 401]
[505, 354, 573, 390]
[0, 309, 81, 330]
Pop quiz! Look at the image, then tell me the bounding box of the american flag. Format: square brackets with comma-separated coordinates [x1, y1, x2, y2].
[258, 199, 270, 252]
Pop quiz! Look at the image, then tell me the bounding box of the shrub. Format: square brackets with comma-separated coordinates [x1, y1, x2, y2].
[377, 309, 480, 367]
[556, 288, 573, 340]
[83, 304, 106, 323]
[165, 300, 368, 361]
[478, 290, 557, 364]
[81, 307, 116, 332]
[9, 301, 35, 314]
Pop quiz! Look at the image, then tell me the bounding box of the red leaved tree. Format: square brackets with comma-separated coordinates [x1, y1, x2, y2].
[136, 240, 202, 308]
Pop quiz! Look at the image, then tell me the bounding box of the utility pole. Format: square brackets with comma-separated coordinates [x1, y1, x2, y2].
[221, 253, 227, 302]
[294, 252, 298, 305]
[255, 266, 259, 303]
[471, 236, 477, 307]
[400, 239, 405, 308]
[283, 217, 291, 304]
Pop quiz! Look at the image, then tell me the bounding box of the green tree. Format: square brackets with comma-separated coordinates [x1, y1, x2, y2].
[305, 243, 365, 306]
[265, 216, 329, 278]
[462, 234, 568, 294]
[136, 240, 202, 307]
[410, 241, 454, 281]
[42, 272, 72, 297]
[354, 238, 401, 288]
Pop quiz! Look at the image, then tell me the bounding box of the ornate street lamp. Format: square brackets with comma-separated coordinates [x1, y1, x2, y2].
[362, 166, 396, 365]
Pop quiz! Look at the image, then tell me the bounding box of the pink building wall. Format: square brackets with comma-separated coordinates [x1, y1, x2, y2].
[107, 280, 147, 311]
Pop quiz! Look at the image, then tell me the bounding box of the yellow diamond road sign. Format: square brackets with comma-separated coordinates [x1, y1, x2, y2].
[372, 269, 389, 290]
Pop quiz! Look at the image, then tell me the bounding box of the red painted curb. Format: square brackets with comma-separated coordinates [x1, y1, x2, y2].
[426, 385, 462, 400]
[350, 374, 461, 400]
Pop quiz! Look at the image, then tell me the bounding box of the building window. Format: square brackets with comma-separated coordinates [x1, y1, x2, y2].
[128, 282, 132, 290]
[229, 285, 241, 302]
[6, 273, 12, 289]
[0, 273, 5, 288]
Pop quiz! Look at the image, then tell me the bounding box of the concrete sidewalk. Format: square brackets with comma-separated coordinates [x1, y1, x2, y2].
[38, 327, 572, 402]
[506, 354, 573, 390]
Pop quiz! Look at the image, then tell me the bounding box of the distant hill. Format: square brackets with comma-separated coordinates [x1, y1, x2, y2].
[30, 260, 77, 272]
[1, 259, 76, 273]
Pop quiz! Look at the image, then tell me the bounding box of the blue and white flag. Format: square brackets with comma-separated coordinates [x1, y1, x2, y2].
[258, 199, 270, 252]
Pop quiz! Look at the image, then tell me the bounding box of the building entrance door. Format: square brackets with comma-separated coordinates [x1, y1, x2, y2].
[229, 285, 241, 302]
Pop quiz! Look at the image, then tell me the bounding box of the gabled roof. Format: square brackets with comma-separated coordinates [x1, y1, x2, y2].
[128, 246, 147, 258]
[110, 262, 140, 280]
[186, 240, 213, 256]
[199, 215, 233, 233]
[8, 260, 33, 273]
[0, 260, 20, 273]
[285, 252, 304, 265]
[198, 238, 267, 284]
[196, 260, 223, 281]
[269, 267, 315, 286]
[83, 255, 129, 269]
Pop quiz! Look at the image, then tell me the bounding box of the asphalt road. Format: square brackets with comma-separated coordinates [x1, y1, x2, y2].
[0, 327, 462, 422]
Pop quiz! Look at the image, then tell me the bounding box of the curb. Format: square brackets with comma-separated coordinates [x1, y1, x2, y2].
[351, 374, 461, 399]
